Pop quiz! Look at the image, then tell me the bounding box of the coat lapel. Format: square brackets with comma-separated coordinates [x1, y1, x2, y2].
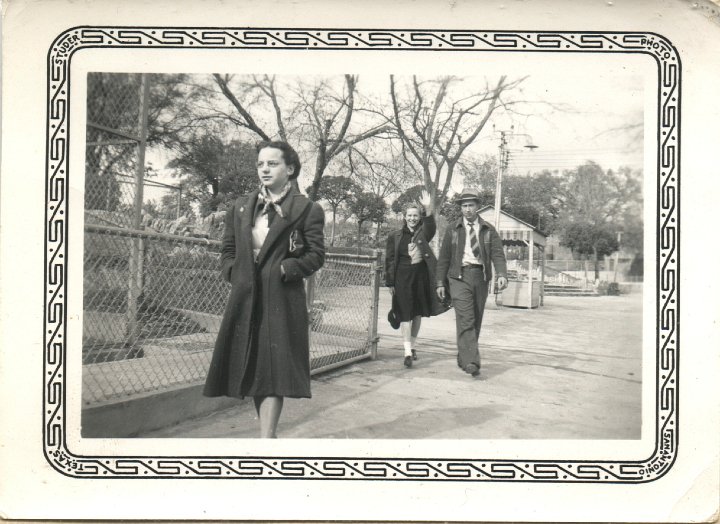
[477, 217, 492, 265]
[255, 190, 306, 265]
[455, 218, 466, 256]
[238, 191, 259, 263]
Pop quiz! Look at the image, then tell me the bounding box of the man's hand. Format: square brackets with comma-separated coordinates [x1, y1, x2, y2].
[497, 276, 508, 291]
[436, 286, 446, 301]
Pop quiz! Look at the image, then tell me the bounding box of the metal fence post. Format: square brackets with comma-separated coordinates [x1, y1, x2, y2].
[306, 273, 316, 315]
[368, 249, 382, 360]
[125, 74, 150, 345]
[176, 184, 182, 219]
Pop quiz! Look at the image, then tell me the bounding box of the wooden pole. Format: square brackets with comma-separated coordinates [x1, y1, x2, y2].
[490, 133, 506, 297]
[493, 132, 505, 232]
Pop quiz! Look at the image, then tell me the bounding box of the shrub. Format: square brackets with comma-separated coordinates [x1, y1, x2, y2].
[597, 281, 621, 296]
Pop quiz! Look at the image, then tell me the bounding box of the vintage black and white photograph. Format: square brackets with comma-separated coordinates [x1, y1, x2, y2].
[2, 0, 719, 521]
[80, 64, 649, 441]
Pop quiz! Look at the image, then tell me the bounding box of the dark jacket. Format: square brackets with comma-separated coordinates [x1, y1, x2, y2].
[385, 214, 448, 316]
[204, 187, 325, 399]
[436, 214, 507, 286]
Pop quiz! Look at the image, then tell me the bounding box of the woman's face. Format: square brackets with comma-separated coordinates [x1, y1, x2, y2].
[405, 207, 421, 228]
[257, 147, 293, 192]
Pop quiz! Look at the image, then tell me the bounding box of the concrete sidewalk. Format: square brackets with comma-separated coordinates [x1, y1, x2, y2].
[141, 291, 642, 439]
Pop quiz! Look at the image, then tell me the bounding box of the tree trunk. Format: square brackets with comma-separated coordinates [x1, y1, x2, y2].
[593, 246, 600, 281]
[375, 221, 382, 249]
[357, 221, 363, 255]
[308, 149, 328, 201]
[330, 208, 337, 247]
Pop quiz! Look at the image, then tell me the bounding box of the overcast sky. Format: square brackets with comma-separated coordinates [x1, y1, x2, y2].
[144, 55, 648, 201]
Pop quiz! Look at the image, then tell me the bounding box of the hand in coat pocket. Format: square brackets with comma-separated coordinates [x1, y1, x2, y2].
[280, 259, 304, 283]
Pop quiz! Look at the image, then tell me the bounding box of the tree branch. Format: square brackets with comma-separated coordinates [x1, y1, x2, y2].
[212, 73, 270, 140]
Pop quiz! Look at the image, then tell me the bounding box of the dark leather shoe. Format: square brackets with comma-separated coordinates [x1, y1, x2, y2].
[411, 350, 418, 361]
[464, 363, 480, 377]
[404, 356, 413, 368]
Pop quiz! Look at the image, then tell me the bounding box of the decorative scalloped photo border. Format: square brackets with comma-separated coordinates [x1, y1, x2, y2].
[44, 27, 680, 482]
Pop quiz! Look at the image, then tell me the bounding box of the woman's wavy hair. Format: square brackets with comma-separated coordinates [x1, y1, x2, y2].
[256, 140, 302, 180]
[403, 203, 424, 217]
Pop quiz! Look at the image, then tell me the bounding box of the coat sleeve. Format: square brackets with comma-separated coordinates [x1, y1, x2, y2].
[488, 227, 507, 278]
[435, 226, 452, 287]
[421, 213, 436, 242]
[384, 232, 396, 287]
[220, 203, 236, 282]
[280, 202, 326, 283]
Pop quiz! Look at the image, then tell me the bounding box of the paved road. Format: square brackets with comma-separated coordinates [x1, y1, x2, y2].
[142, 292, 642, 439]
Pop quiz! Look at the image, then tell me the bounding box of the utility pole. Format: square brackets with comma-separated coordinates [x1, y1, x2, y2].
[490, 131, 508, 296]
[491, 125, 538, 296]
[493, 131, 509, 232]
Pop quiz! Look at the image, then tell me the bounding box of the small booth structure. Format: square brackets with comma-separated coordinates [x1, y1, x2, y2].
[478, 205, 547, 309]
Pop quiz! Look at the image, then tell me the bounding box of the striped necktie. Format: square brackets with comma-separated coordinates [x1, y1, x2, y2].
[468, 221, 481, 260]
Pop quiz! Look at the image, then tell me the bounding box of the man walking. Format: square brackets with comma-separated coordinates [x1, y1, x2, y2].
[436, 189, 508, 377]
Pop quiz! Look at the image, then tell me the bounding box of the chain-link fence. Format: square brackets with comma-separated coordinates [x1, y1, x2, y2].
[82, 226, 223, 405]
[85, 73, 144, 228]
[82, 72, 382, 406]
[545, 259, 598, 272]
[82, 225, 381, 406]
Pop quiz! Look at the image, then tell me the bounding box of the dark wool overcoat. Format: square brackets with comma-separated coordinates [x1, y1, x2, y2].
[384, 214, 449, 317]
[203, 188, 325, 399]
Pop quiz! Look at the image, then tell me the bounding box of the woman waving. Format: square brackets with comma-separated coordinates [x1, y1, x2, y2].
[385, 190, 448, 368]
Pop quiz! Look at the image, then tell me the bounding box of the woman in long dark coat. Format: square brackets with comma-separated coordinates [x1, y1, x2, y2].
[385, 190, 448, 368]
[204, 141, 325, 438]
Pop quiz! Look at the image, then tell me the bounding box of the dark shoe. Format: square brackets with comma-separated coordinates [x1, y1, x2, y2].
[411, 350, 418, 361]
[464, 363, 480, 377]
[404, 356, 413, 368]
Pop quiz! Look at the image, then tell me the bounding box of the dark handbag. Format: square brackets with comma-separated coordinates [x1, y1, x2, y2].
[387, 294, 401, 329]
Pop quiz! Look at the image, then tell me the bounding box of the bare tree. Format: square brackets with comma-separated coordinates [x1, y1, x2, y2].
[212, 74, 273, 141]
[388, 75, 526, 208]
[291, 75, 390, 200]
[211, 74, 390, 200]
[344, 140, 414, 200]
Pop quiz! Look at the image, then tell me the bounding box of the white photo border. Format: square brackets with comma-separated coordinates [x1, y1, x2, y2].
[44, 27, 680, 482]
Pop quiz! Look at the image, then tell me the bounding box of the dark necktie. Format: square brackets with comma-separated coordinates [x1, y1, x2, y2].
[468, 221, 481, 260]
